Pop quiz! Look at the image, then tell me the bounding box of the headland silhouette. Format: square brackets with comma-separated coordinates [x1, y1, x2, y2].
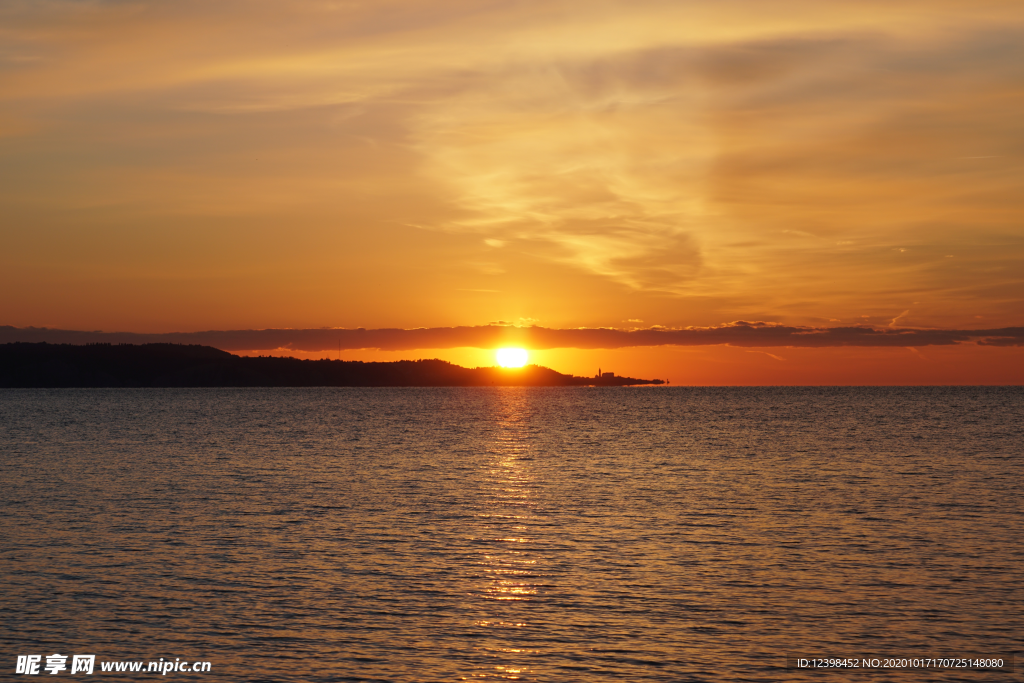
[0, 343, 665, 388]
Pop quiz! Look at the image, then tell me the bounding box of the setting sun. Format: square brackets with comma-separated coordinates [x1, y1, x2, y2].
[496, 348, 528, 368]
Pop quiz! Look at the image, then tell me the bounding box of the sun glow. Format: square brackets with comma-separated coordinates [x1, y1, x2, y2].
[496, 348, 528, 368]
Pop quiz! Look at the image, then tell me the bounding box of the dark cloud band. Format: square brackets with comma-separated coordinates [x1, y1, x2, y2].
[3, 323, 1022, 351]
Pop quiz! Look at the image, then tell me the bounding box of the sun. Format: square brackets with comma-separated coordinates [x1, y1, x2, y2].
[496, 347, 528, 368]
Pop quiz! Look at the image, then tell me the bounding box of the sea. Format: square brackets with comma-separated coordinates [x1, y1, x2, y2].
[1, 387, 1021, 681]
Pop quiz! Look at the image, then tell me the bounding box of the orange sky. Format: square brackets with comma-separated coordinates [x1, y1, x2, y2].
[1, 0, 1022, 383]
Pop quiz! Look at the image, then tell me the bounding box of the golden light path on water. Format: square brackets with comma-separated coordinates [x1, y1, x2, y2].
[475, 391, 538, 679]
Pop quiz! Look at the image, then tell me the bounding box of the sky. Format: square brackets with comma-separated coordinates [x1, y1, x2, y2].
[1, 0, 1022, 383]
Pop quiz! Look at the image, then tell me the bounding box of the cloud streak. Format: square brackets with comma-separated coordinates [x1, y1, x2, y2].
[3, 323, 1022, 352]
[1, 0, 1023, 335]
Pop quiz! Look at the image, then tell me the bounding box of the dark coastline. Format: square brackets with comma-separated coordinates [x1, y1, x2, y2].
[0, 342, 665, 388]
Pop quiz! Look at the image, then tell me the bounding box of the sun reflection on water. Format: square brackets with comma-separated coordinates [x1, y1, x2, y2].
[473, 390, 540, 679]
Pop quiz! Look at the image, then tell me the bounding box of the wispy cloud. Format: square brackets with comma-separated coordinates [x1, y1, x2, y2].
[4, 323, 1022, 351]
[1, 0, 1023, 331]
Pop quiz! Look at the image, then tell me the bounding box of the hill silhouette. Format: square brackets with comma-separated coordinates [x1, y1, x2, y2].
[0, 343, 665, 388]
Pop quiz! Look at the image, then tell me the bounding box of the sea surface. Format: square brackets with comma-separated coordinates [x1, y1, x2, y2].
[1, 387, 1021, 681]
